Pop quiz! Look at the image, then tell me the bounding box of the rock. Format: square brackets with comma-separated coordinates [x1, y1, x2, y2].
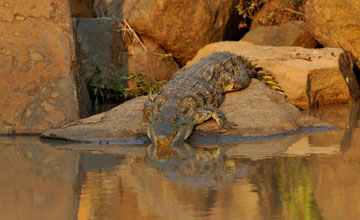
[42, 96, 149, 143]
[93, 0, 241, 65]
[192, 80, 330, 137]
[304, 0, 360, 100]
[338, 51, 360, 100]
[113, 22, 179, 81]
[74, 18, 115, 77]
[246, 0, 307, 30]
[248, 0, 283, 29]
[0, 0, 89, 133]
[93, 0, 125, 17]
[305, 0, 360, 61]
[41, 79, 333, 143]
[69, 0, 95, 17]
[187, 41, 351, 109]
[241, 21, 316, 48]
[74, 18, 179, 81]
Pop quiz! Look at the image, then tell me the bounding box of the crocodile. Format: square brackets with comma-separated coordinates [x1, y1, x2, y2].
[143, 52, 284, 147]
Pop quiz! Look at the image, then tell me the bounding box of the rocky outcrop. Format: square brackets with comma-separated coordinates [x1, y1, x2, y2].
[74, 18, 179, 81]
[305, 0, 360, 99]
[74, 18, 114, 77]
[246, 0, 306, 29]
[41, 79, 333, 143]
[93, 0, 241, 65]
[69, 0, 95, 17]
[241, 21, 316, 48]
[93, 0, 125, 17]
[113, 22, 179, 81]
[305, 0, 360, 61]
[0, 0, 87, 133]
[188, 41, 351, 109]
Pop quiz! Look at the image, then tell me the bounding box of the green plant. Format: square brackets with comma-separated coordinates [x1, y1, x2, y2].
[105, 70, 126, 100]
[83, 65, 165, 104]
[125, 72, 166, 98]
[235, 0, 306, 27]
[258, 0, 306, 26]
[84, 65, 106, 104]
[84, 65, 126, 104]
[236, 0, 264, 20]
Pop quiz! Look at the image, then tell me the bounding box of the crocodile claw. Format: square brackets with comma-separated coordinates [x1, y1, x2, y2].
[220, 121, 237, 130]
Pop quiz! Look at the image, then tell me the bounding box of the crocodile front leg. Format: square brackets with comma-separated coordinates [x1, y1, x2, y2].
[143, 99, 154, 120]
[195, 106, 233, 129]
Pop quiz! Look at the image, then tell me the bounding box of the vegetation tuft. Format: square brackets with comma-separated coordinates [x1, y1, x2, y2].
[236, 0, 306, 27]
[83, 65, 165, 104]
[236, 0, 264, 21]
[125, 72, 166, 98]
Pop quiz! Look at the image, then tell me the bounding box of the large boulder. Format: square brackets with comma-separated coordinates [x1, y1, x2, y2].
[69, 0, 95, 17]
[74, 18, 114, 77]
[241, 21, 316, 48]
[93, 0, 125, 17]
[188, 41, 351, 109]
[41, 79, 332, 143]
[113, 22, 180, 81]
[0, 0, 88, 133]
[305, 0, 360, 61]
[93, 0, 241, 65]
[74, 18, 179, 81]
[305, 0, 360, 99]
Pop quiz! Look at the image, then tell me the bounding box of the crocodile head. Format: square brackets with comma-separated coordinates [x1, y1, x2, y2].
[147, 111, 195, 147]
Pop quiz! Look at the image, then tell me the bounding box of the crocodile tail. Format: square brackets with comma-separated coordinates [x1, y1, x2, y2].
[253, 67, 288, 98]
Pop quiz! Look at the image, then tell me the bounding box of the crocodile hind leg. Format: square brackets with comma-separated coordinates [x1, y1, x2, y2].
[221, 70, 251, 92]
[195, 106, 233, 129]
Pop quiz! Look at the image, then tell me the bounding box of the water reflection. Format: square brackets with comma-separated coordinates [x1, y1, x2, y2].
[146, 143, 250, 189]
[253, 157, 323, 220]
[77, 152, 260, 220]
[74, 101, 360, 219]
[3, 101, 360, 219]
[0, 137, 80, 220]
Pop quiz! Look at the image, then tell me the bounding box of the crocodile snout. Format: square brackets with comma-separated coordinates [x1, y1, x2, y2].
[156, 132, 178, 146]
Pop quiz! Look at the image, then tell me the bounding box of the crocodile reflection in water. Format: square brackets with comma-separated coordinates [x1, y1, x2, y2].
[146, 143, 250, 189]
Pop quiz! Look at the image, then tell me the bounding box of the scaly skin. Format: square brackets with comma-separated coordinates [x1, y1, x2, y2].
[143, 52, 280, 146]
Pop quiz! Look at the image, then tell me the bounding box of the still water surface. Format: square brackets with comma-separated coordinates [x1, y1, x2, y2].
[1, 102, 360, 220]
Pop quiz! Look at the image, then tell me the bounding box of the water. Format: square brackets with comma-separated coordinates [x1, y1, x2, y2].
[1, 102, 360, 220]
